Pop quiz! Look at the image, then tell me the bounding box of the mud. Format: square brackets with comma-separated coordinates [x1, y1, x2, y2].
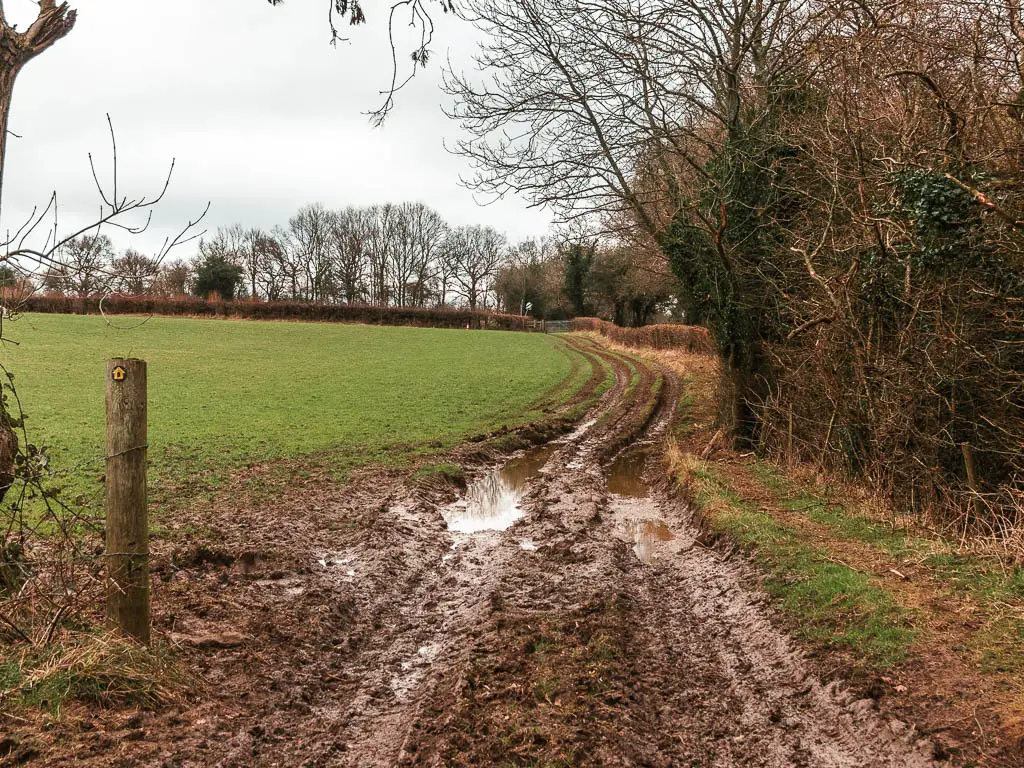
[11, 338, 947, 767]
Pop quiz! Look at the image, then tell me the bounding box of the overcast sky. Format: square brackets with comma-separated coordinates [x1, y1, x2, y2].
[1, 0, 551, 258]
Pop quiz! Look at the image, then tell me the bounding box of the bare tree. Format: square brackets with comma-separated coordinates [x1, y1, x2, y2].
[289, 203, 333, 301]
[504, 236, 553, 315]
[365, 203, 397, 306]
[253, 231, 286, 301]
[329, 206, 370, 304]
[388, 203, 419, 306]
[198, 225, 246, 262]
[110, 248, 159, 295]
[434, 231, 460, 307]
[265, 0, 455, 123]
[151, 258, 191, 298]
[447, 0, 818, 431]
[448, 224, 505, 312]
[39, 263, 68, 295]
[406, 202, 447, 305]
[0, 119, 206, 305]
[272, 224, 304, 300]
[386, 202, 447, 306]
[55, 234, 114, 296]
[226, 226, 281, 300]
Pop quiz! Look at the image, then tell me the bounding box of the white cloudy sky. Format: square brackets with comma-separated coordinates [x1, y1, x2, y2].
[1, 0, 551, 257]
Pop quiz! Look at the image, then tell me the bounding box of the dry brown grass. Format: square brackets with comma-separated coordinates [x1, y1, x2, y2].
[2, 630, 196, 714]
[575, 332, 718, 398]
[572, 317, 716, 354]
[664, 439, 703, 487]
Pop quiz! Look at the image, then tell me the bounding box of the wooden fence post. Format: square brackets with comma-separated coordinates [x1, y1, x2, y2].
[961, 441, 979, 517]
[105, 358, 149, 645]
[787, 405, 794, 468]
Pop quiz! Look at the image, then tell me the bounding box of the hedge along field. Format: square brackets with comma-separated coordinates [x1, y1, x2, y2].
[0, 313, 582, 507]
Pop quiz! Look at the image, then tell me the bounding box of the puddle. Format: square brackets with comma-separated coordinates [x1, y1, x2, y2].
[623, 519, 674, 564]
[442, 444, 556, 533]
[505, 443, 558, 481]
[607, 449, 651, 498]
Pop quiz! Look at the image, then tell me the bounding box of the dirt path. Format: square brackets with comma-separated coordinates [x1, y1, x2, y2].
[21, 341, 945, 767]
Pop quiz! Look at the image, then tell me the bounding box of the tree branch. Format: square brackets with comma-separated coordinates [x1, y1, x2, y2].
[943, 173, 1024, 228]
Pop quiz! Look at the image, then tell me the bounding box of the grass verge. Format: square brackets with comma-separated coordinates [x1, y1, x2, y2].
[668, 446, 915, 667]
[622, 336, 1024, 765]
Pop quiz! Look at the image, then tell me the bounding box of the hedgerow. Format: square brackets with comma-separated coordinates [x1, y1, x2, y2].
[16, 295, 531, 331]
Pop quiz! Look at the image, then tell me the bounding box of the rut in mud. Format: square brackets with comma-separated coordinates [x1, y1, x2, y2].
[23, 339, 946, 767]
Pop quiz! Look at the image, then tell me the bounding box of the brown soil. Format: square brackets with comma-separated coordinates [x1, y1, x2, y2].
[2, 339, 947, 767]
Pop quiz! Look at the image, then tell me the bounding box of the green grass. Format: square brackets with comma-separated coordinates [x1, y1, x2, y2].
[751, 464, 914, 556]
[721, 459, 1024, 675]
[0, 314, 582, 505]
[782, 494, 914, 558]
[412, 462, 467, 485]
[922, 552, 1024, 604]
[751, 461, 1024, 608]
[687, 466, 914, 666]
[1, 633, 192, 715]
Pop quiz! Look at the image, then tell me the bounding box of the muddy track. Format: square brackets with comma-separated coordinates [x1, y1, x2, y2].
[24, 341, 946, 767]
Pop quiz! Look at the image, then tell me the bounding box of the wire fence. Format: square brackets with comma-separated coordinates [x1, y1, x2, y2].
[0, 373, 110, 647]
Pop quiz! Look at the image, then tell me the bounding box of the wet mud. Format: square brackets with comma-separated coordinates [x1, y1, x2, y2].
[18, 337, 947, 767]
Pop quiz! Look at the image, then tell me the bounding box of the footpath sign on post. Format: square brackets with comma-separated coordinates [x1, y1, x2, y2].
[105, 358, 150, 645]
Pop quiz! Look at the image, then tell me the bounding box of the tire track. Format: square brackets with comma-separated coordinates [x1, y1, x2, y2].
[27, 339, 944, 768]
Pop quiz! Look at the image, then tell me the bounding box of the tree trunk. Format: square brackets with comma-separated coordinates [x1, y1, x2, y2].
[719, 343, 770, 450]
[0, 64, 17, 216]
[613, 300, 625, 326]
[0, 3, 76, 500]
[0, 2, 77, 218]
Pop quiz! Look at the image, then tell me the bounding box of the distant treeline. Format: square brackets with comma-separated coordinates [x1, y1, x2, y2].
[19, 294, 532, 331]
[32, 202, 523, 314]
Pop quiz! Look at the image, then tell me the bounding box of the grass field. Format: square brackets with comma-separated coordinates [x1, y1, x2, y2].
[0, 314, 584, 507]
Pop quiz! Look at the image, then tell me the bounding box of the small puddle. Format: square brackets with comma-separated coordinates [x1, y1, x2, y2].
[442, 444, 556, 533]
[607, 449, 651, 498]
[623, 519, 675, 564]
